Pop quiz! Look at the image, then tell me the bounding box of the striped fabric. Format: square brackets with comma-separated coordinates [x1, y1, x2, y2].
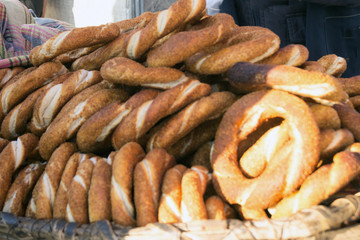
[0, 0, 73, 68]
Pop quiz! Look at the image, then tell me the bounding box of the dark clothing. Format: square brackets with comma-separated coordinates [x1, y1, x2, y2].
[19, 0, 44, 17]
[220, 0, 360, 77]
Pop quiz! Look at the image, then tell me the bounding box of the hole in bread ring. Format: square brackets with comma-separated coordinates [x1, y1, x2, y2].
[212, 90, 320, 210]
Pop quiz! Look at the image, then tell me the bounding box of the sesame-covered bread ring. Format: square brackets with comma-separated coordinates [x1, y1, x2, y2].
[77, 89, 160, 154]
[205, 195, 236, 220]
[29, 70, 102, 136]
[319, 128, 354, 161]
[31, 142, 77, 219]
[123, 0, 206, 60]
[112, 80, 211, 150]
[0, 67, 24, 90]
[134, 148, 175, 226]
[257, 44, 309, 67]
[146, 13, 235, 68]
[0, 133, 39, 209]
[39, 85, 129, 160]
[147, 91, 237, 151]
[111, 142, 145, 226]
[337, 75, 360, 97]
[300, 61, 326, 73]
[29, 23, 120, 66]
[185, 26, 280, 75]
[227, 61, 346, 104]
[317, 54, 347, 78]
[333, 103, 360, 141]
[212, 90, 320, 211]
[101, 57, 190, 89]
[309, 104, 341, 130]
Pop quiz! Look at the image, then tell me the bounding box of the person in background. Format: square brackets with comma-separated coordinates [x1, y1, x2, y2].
[219, 0, 360, 77]
[19, 0, 47, 17]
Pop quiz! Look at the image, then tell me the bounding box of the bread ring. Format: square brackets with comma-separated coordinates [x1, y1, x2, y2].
[158, 164, 187, 223]
[88, 157, 112, 223]
[212, 90, 320, 211]
[54, 44, 104, 64]
[112, 79, 211, 150]
[350, 95, 360, 112]
[134, 148, 175, 226]
[205, 195, 235, 220]
[66, 155, 98, 223]
[185, 26, 280, 75]
[227, 61, 346, 104]
[52, 153, 87, 219]
[147, 91, 237, 151]
[337, 75, 360, 97]
[189, 141, 213, 170]
[1, 72, 71, 140]
[111, 142, 145, 226]
[309, 104, 341, 130]
[180, 165, 210, 222]
[300, 61, 326, 73]
[257, 44, 309, 67]
[166, 118, 220, 160]
[77, 89, 160, 154]
[0, 61, 68, 123]
[317, 54, 347, 78]
[333, 103, 360, 141]
[319, 128, 354, 161]
[39, 86, 129, 160]
[0, 133, 39, 209]
[0, 67, 24, 90]
[2, 162, 44, 216]
[29, 70, 102, 136]
[101, 57, 190, 89]
[31, 142, 77, 219]
[29, 23, 120, 66]
[123, 0, 206, 60]
[114, 11, 156, 33]
[0, 138, 9, 152]
[271, 148, 360, 218]
[146, 13, 235, 68]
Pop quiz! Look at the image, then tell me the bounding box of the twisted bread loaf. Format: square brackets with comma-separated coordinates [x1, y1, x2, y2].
[212, 90, 320, 212]
[77, 89, 160, 154]
[185, 26, 280, 74]
[111, 142, 145, 226]
[30, 142, 77, 219]
[29, 70, 102, 135]
[112, 79, 211, 150]
[134, 148, 175, 226]
[29, 23, 120, 66]
[147, 91, 237, 151]
[0, 133, 39, 209]
[0, 61, 67, 123]
[146, 13, 235, 68]
[2, 162, 44, 216]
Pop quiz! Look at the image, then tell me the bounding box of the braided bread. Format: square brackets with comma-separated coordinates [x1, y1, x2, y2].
[185, 26, 280, 74]
[146, 13, 235, 68]
[134, 148, 175, 226]
[0, 133, 39, 209]
[29, 70, 102, 136]
[77, 89, 160, 154]
[29, 23, 120, 66]
[212, 90, 320, 212]
[2, 162, 44, 216]
[112, 79, 211, 150]
[111, 142, 145, 226]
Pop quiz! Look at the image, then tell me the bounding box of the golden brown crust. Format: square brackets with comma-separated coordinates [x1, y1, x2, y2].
[39, 86, 129, 160]
[77, 89, 160, 154]
[185, 26, 280, 74]
[337, 75, 360, 97]
[147, 91, 237, 151]
[300, 61, 326, 73]
[114, 11, 156, 33]
[112, 80, 211, 150]
[227, 61, 346, 103]
[88, 157, 112, 223]
[2, 162, 44, 216]
[111, 142, 145, 226]
[333, 103, 360, 141]
[54, 44, 104, 64]
[319, 128, 354, 160]
[31, 142, 77, 219]
[0, 67, 24, 90]
[146, 13, 235, 67]
[317, 54, 347, 78]
[0, 133, 39, 209]
[134, 148, 175, 226]
[29, 23, 120, 66]
[0, 62, 68, 123]
[205, 195, 235, 220]
[212, 90, 320, 212]
[258, 44, 309, 67]
[310, 104, 341, 130]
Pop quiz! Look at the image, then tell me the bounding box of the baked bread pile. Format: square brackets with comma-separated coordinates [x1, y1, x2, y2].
[0, 0, 360, 226]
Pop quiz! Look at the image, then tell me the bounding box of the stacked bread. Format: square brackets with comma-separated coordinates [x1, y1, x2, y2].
[0, 0, 360, 227]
